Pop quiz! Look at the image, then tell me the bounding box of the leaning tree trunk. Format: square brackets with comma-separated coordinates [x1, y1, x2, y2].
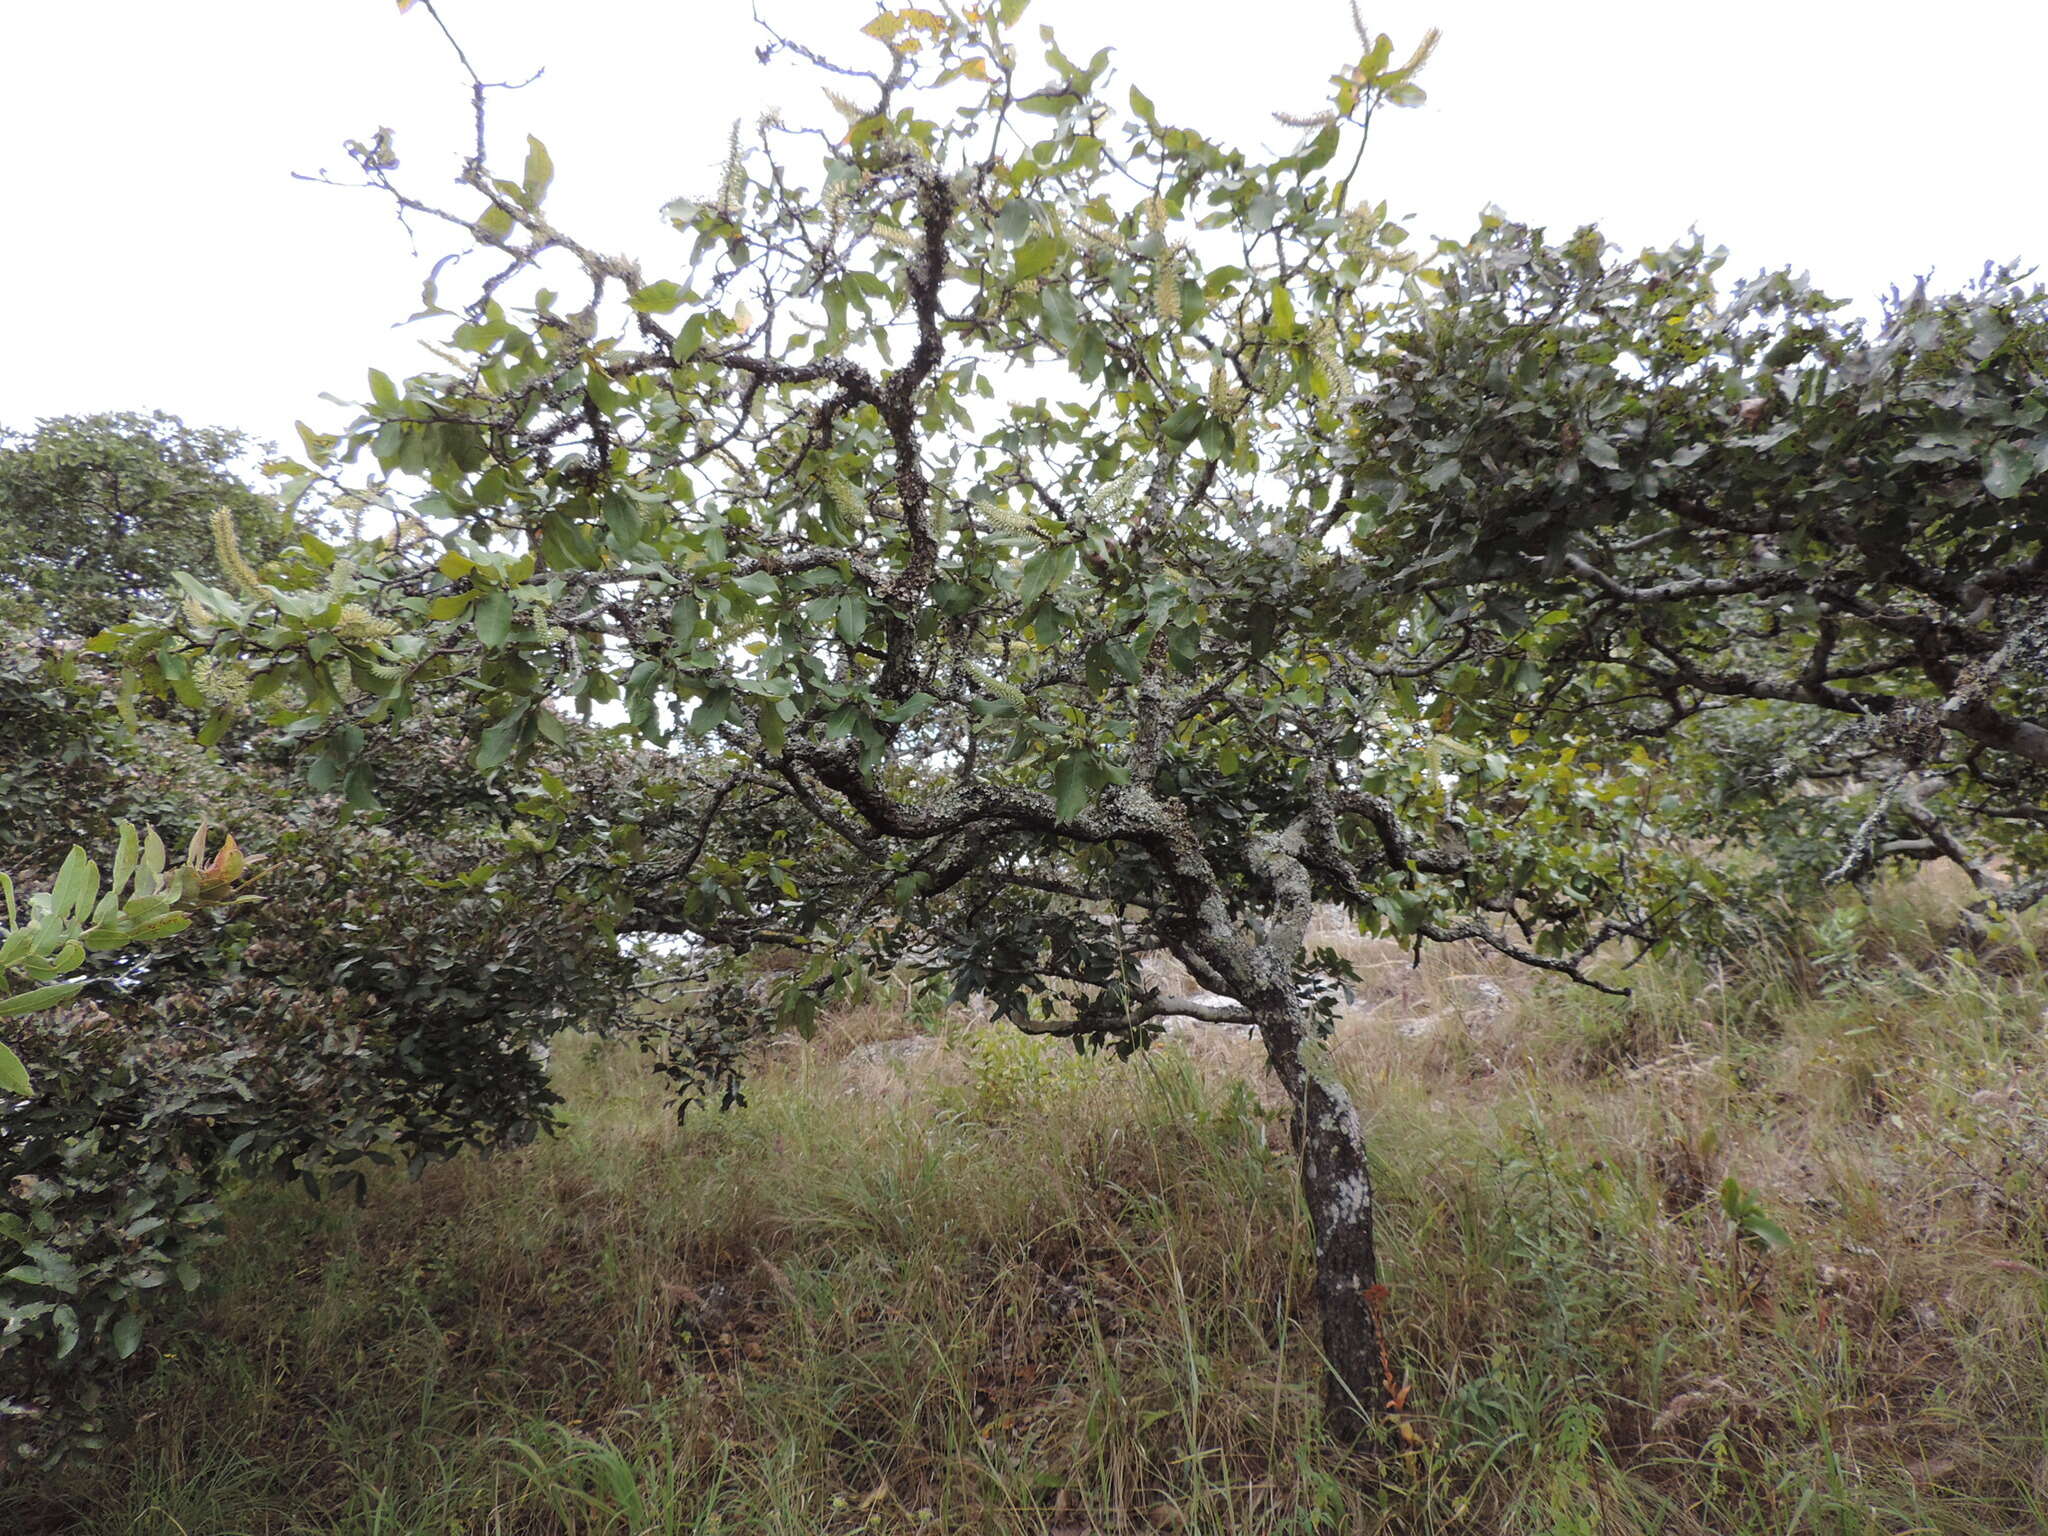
[1257, 996, 1386, 1444]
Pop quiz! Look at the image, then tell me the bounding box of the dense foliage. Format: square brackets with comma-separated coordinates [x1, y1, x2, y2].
[1, 550, 630, 1467]
[0, 413, 283, 639]
[99, 4, 1721, 1435]
[1358, 224, 2048, 927]
[9, 0, 2039, 1477]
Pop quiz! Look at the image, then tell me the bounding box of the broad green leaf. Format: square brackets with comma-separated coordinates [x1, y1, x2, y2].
[631, 280, 687, 315]
[523, 135, 555, 204]
[476, 708, 528, 771]
[0, 981, 87, 1019]
[1984, 441, 2033, 499]
[1053, 752, 1092, 824]
[476, 589, 513, 649]
[0, 1040, 29, 1096]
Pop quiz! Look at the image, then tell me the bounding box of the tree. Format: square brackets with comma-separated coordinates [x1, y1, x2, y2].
[0, 412, 284, 639]
[108, 5, 1701, 1438]
[1356, 222, 2048, 929]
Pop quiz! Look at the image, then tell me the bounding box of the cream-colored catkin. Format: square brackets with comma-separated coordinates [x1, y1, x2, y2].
[335, 603, 401, 642]
[872, 223, 923, 252]
[181, 595, 214, 632]
[192, 656, 251, 711]
[1084, 471, 1139, 524]
[718, 119, 745, 214]
[1400, 27, 1443, 77]
[980, 502, 1042, 540]
[1312, 318, 1353, 398]
[211, 508, 269, 600]
[823, 468, 867, 522]
[324, 557, 358, 603]
[1152, 251, 1182, 326]
[966, 662, 1029, 712]
[1339, 204, 1383, 257]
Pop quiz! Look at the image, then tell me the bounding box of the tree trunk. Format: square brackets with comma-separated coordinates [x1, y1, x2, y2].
[1258, 1002, 1386, 1444]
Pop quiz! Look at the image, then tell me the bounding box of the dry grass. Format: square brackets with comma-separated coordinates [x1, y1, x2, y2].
[6, 880, 2048, 1534]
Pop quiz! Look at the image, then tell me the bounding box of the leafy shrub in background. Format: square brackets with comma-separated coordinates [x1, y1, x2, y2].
[0, 630, 631, 1467]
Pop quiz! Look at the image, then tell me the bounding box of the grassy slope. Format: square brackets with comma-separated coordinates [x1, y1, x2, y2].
[8, 889, 2048, 1535]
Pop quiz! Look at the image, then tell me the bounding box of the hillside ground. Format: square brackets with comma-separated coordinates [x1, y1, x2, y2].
[8, 879, 2048, 1535]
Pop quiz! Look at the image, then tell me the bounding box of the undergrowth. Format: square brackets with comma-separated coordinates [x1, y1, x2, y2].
[7, 882, 2047, 1534]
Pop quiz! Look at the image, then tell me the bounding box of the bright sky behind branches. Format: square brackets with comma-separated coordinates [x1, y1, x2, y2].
[4, 0, 2042, 459]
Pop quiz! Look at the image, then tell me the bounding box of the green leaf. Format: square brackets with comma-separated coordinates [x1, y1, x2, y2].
[0, 1040, 29, 1097]
[1267, 282, 1296, 340]
[0, 981, 87, 1019]
[1015, 545, 1076, 608]
[476, 589, 512, 649]
[1161, 404, 1206, 446]
[835, 594, 868, 646]
[50, 848, 98, 924]
[1741, 1213, 1791, 1252]
[476, 707, 528, 772]
[1098, 639, 1142, 685]
[1053, 752, 1092, 825]
[111, 1313, 143, 1359]
[1039, 284, 1079, 346]
[1984, 441, 2034, 499]
[630, 280, 687, 315]
[522, 135, 555, 204]
[108, 820, 140, 903]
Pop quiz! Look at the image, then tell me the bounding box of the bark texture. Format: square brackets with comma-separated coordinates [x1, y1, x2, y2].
[1260, 999, 1385, 1442]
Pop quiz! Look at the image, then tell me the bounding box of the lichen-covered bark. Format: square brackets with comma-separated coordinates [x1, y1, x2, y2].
[1258, 994, 1385, 1443]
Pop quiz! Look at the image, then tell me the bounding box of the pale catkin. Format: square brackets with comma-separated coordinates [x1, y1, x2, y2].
[335, 604, 401, 642]
[211, 508, 269, 599]
[192, 656, 251, 711]
[980, 502, 1042, 540]
[823, 468, 867, 522]
[966, 663, 1029, 712]
[872, 224, 923, 253]
[1339, 204, 1383, 256]
[718, 120, 745, 214]
[1083, 471, 1139, 524]
[324, 557, 358, 602]
[1152, 251, 1182, 326]
[181, 595, 214, 632]
[1312, 319, 1353, 398]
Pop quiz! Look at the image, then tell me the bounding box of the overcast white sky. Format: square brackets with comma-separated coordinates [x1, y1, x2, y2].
[4, 1, 2043, 459]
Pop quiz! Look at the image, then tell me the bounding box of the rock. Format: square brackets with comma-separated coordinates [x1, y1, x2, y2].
[840, 1034, 947, 1100]
[844, 1036, 941, 1069]
[1460, 978, 1508, 1023]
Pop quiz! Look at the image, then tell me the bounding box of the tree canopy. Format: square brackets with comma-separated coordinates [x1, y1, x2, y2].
[93, 4, 1725, 1436]
[0, 413, 283, 639]
[1357, 222, 2048, 926]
